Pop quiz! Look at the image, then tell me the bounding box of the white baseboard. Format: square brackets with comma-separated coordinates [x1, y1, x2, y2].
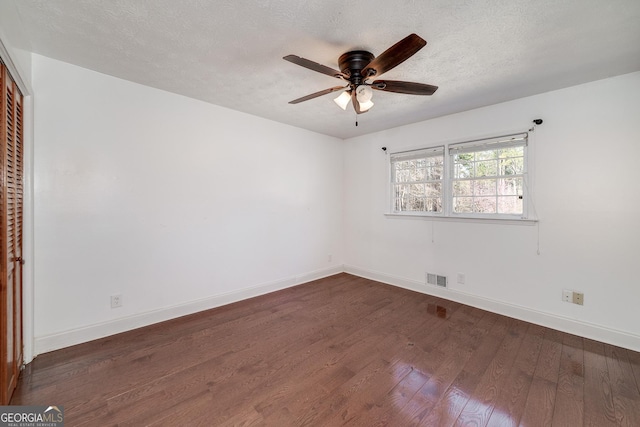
[344, 265, 640, 352]
[34, 265, 344, 355]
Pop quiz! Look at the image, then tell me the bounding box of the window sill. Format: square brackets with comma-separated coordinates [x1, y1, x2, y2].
[384, 212, 538, 225]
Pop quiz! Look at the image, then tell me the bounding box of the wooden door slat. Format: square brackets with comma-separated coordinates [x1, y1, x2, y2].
[0, 61, 24, 405]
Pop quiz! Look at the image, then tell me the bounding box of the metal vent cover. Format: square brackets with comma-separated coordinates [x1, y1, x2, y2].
[426, 273, 447, 288]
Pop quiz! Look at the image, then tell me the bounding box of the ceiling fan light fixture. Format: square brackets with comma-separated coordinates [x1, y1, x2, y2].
[333, 90, 351, 110]
[355, 85, 373, 103]
[358, 99, 374, 112]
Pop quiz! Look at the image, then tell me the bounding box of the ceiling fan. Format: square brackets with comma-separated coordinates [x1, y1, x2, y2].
[284, 34, 438, 114]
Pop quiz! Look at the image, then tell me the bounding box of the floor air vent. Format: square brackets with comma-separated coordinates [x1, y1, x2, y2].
[426, 273, 447, 288]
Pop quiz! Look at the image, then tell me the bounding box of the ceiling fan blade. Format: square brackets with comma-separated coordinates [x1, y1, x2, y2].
[283, 55, 345, 79]
[288, 86, 347, 104]
[351, 91, 368, 114]
[371, 80, 438, 95]
[363, 34, 427, 78]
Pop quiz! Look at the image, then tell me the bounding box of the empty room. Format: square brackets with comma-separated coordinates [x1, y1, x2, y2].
[1, 0, 639, 425]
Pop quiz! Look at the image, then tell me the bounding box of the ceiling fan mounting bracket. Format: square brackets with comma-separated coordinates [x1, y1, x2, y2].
[338, 51, 375, 86]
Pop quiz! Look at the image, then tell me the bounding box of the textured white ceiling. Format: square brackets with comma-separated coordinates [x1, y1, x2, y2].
[10, 0, 640, 139]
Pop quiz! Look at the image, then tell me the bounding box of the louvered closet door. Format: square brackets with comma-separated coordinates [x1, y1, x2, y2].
[0, 61, 23, 405]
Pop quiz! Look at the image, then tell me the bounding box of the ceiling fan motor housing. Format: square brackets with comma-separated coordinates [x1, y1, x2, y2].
[338, 51, 375, 86]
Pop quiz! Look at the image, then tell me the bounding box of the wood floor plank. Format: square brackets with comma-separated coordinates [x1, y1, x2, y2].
[551, 333, 585, 426]
[604, 343, 640, 427]
[396, 313, 504, 425]
[518, 327, 564, 426]
[11, 274, 640, 426]
[627, 348, 640, 396]
[485, 323, 544, 427]
[518, 377, 556, 427]
[452, 318, 529, 427]
[413, 315, 502, 427]
[532, 328, 563, 384]
[582, 339, 617, 426]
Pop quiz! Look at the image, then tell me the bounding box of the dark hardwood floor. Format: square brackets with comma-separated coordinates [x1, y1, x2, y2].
[11, 273, 640, 426]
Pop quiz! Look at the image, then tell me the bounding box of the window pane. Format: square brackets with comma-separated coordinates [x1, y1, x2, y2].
[475, 150, 497, 161]
[413, 167, 426, 181]
[454, 153, 473, 162]
[394, 169, 410, 183]
[426, 198, 442, 212]
[428, 156, 444, 166]
[410, 183, 425, 197]
[394, 183, 439, 212]
[472, 179, 496, 196]
[427, 166, 443, 180]
[454, 197, 473, 213]
[500, 157, 524, 175]
[473, 197, 497, 213]
[407, 196, 421, 210]
[453, 180, 471, 196]
[499, 146, 524, 158]
[395, 160, 410, 170]
[455, 162, 473, 179]
[498, 196, 523, 214]
[498, 177, 523, 195]
[426, 182, 441, 197]
[475, 160, 497, 177]
[395, 184, 409, 202]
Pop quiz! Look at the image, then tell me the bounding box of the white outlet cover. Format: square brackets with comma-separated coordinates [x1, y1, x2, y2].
[111, 295, 123, 308]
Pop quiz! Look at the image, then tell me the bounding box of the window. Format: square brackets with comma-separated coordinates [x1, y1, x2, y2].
[450, 134, 527, 216]
[391, 147, 444, 213]
[389, 133, 529, 220]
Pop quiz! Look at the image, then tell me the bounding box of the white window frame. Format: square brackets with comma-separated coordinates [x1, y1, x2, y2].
[387, 132, 533, 222]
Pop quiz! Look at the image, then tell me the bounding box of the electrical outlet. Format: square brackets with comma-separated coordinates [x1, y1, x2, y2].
[562, 290, 584, 306]
[328, 254, 332, 262]
[573, 292, 584, 305]
[457, 272, 466, 284]
[111, 294, 122, 308]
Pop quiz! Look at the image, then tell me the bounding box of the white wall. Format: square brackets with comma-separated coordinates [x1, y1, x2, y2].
[343, 72, 640, 350]
[32, 54, 344, 353]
